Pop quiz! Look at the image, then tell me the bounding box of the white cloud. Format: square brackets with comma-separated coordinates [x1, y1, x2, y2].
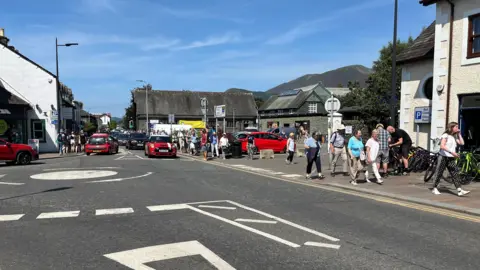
[80, 0, 117, 13]
[141, 39, 181, 51]
[172, 32, 242, 51]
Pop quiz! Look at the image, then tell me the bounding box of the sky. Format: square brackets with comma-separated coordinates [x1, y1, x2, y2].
[1, 0, 435, 117]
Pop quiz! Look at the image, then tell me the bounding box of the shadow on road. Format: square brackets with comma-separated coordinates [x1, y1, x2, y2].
[0, 186, 73, 201]
[0, 162, 46, 168]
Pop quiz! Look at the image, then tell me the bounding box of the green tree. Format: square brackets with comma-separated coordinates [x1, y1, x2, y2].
[108, 120, 117, 130]
[83, 122, 97, 134]
[254, 98, 264, 109]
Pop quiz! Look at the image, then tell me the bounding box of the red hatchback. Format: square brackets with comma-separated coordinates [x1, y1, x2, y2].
[236, 132, 287, 153]
[145, 135, 177, 158]
[85, 133, 119, 155]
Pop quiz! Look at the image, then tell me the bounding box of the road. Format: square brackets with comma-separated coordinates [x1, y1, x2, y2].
[0, 148, 479, 270]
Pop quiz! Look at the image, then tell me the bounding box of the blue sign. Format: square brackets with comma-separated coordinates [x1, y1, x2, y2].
[414, 107, 431, 124]
[51, 120, 58, 125]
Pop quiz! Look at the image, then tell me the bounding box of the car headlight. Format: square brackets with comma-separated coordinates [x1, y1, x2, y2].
[150, 144, 155, 148]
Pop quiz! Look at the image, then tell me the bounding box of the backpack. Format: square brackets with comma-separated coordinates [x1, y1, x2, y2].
[57, 134, 63, 142]
[248, 135, 254, 144]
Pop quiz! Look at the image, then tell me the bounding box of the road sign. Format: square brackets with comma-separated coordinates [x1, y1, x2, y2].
[201, 98, 207, 107]
[215, 105, 226, 118]
[324, 98, 341, 113]
[345, 126, 352, 134]
[51, 120, 58, 125]
[168, 114, 175, 124]
[414, 107, 431, 123]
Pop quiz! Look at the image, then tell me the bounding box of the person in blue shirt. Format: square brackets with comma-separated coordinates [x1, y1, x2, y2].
[304, 131, 325, 180]
[347, 129, 367, 185]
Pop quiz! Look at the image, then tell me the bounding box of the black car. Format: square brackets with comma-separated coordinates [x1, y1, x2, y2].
[116, 133, 130, 146]
[126, 133, 148, 150]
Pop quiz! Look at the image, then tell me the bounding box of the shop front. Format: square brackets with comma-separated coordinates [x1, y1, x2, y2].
[459, 94, 480, 149]
[0, 87, 30, 144]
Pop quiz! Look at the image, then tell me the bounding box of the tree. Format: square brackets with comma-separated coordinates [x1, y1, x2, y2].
[337, 83, 344, 88]
[108, 120, 117, 130]
[83, 122, 97, 134]
[254, 98, 264, 109]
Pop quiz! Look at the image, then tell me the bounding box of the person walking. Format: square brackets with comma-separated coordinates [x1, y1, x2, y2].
[57, 130, 65, 156]
[348, 129, 367, 185]
[375, 124, 391, 177]
[80, 131, 86, 152]
[431, 122, 470, 196]
[201, 129, 208, 161]
[365, 130, 384, 184]
[247, 133, 255, 160]
[304, 132, 325, 179]
[220, 133, 229, 159]
[211, 132, 219, 158]
[330, 125, 348, 177]
[286, 132, 295, 164]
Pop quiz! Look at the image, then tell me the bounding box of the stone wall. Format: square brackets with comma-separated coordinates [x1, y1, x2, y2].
[260, 116, 329, 135]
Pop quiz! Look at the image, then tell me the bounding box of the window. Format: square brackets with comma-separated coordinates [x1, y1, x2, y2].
[467, 13, 480, 59]
[423, 77, 433, 100]
[31, 119, 46, 142]
[308, 102, 317, 114]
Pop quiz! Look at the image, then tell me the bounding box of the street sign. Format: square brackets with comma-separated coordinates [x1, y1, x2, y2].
[51, 120, 58, 125]
[324, 98, 341, 113]
[214, 105, 226, 118]
[200, 98, 207, 107]
[168, 114, 175, 124]
[414, 107, 431, 123]
[345, 126, 353, 134]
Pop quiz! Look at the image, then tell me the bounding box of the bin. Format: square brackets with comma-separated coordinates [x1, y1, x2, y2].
[231, 141, 242, 158]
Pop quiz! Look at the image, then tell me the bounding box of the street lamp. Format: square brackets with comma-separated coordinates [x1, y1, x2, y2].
[56, 38, 78, 133]
[137, 80, 149, 134]
[390, 0, 398, 126]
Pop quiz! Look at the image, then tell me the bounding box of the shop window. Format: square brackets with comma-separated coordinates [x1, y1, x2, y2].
[467, 13, 480, 59]
[31, 119, 46, 143]
[423, 77, 433, 100]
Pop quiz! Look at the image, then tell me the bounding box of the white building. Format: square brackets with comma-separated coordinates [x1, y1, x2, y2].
[398, 0, 480, 149]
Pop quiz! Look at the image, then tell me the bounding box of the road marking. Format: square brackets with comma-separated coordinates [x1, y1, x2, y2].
[147, 204, 189, 211]
[198, 205, 236, 210]
[0, 174, 4, 179]
[230, 164, 247, 167]
[0, 214, 24, 221]
[104, 240, 235, 270]
[96, 208, 134, 216]
[114, 155, 126, 160]
[135, 155, 144, 159]
[281, 174, 302, 178]
[0, 181, 25, 185]
[304, 241, 341, 249]
[187, 205, 301, 248]
[235, 218, 277, 224]
[88, 172, 153, 183]
[37, 211, 80, 219]
[43, 167, 121, 171]
[227, 200, 340, 242]
[31, 170, 118, 180]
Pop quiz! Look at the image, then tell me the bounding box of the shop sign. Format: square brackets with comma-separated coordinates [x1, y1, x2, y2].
[0, 109, 11, 115]
[0, 119, 7, 134]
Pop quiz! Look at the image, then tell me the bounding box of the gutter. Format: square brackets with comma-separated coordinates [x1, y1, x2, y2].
[445, 0, 454, 127]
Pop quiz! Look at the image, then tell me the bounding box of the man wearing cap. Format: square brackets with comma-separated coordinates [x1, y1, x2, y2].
[376, 124, 391, 177]
[330, 124, 348, 177]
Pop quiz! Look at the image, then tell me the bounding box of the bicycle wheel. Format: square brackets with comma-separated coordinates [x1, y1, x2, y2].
[424, 163, 436, 182]
[459, 172, 475, 185]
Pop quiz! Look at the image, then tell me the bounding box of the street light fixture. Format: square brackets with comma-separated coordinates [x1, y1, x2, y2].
[137, 80, 149, 134]
[56, 38, 78, 133]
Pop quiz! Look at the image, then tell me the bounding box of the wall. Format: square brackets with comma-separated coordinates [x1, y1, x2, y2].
[399, 60, 433, 149]
[260, 116, 329, 135]
[0, 44, 58, 152]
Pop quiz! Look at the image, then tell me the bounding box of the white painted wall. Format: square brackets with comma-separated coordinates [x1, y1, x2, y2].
[100, 115, 111, 126]
[0, 44, 58, 152]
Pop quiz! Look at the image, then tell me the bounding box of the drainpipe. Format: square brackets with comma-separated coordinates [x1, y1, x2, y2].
[445, 0, 454, 127]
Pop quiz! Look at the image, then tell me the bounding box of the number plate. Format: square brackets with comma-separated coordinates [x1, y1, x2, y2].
[138, 143, 143, 146]
[92, 150, 102, 153]
[158, 149, 168, 152]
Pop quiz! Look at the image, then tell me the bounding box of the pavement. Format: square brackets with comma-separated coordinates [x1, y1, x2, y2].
[0, 147, 479, 269]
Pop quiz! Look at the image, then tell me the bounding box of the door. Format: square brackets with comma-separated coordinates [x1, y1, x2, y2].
[267, 133, 283, 152]
[0, 139, 13, 160]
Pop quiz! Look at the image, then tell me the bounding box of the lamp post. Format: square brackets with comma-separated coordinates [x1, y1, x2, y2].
[56, 38, 78, 133]
[390, 0, 398, 126]
[137, 80, 149, 134]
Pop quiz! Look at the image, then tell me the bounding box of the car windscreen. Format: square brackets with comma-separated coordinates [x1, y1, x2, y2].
[130, 134, 147, 140]
[89, 137, 106, 144]
[117, 134, 129, 140]
[150, 136, 171, 143]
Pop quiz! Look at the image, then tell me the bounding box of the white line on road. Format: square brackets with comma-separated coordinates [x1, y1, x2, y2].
[227, 200, 340, 242]
[281, 174, 302, 178]
[135, 155, 144, 159]
[0, 214, 25, 221]
[230, 164, 247, 167]
[198, 205, 236, 210]
[96, 208, 134, 216]
[0, 174, 4, 179]
[43, 167, 121, 171]
[186, 200, 229, 205]
[37, 211, 80, 219]
[304, 241, 341, 249]
[0, 181, 25, 185]
[114, 155, 126, 160]
[187, 205, 301, 248]
[235, 218, 277, 224]
[87, 172, 153, 183]
[147, 204, 189, 211]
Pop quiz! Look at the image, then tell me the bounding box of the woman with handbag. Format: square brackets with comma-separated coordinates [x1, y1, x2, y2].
[304, 131, 325, 180]
[348, 129, 367, 185]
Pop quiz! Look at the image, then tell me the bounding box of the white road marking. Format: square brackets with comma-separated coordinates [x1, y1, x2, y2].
[96, 208, 134, 216]
[135, 155, 144, 159]
[198, 205, 236, 210]
[114, 155, 126, 160]
[0, 214, 24, 221]
[37, 211, 80, 219]
[235, 218, 277, 224]
[104, 240, 235, 270]
[304, 241, 341, 249]
[186, 200, 230, 205]
[87, 172, 153, 183]
[31, 170, 118, 180]
[281, 174, 302, 178]
[147, 204, 189, 211]
[187, 205, 301, 248]
[0, 181, 25, 185]
[0, 174, 4, 179]
[230, 164, 247, 167]
[43, 167, 121, 171]
[227, 200, 340, 242]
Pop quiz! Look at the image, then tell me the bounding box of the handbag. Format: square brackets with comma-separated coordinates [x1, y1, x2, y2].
[360, 151, 366, 161]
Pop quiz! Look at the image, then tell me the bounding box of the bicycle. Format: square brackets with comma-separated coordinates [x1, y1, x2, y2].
[424, 151, 475, 185]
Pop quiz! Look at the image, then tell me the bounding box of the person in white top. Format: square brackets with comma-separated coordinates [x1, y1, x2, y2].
[286, 133, 296, 164]
[432, 122, 470, 196]
[365, 130, 383, 184]
[219, 133, 229, 160]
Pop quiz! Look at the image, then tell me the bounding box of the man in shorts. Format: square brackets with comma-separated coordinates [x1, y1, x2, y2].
[375, 124, 391, 177]
[387, 126, 413, 175]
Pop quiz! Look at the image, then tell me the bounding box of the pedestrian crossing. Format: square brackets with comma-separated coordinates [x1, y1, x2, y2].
[115, 149, 145, 160]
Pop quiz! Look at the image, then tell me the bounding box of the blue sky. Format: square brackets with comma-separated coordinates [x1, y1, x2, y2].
[2, 0, 435, 117]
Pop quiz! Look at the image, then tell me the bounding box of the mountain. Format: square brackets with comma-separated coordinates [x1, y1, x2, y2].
[111, 117, 122, 123]
[225, 88, 272, 100]
[266, 65, 372, 94]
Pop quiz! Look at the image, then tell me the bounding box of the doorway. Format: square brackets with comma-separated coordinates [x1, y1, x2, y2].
[459, 94, 480, 149]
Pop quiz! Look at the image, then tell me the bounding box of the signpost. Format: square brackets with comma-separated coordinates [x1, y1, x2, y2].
[168, 114, 175, 136]
[414, 107, 431, 147]
[201, 98, 208, 127]
[214, 105, 226, 133]
[325, 97, 341, 155]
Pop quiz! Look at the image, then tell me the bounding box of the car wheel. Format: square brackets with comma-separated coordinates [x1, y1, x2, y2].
[17, 152, 32, 165]
[86, 153, 91, 156]
[144, 150, 148, 156]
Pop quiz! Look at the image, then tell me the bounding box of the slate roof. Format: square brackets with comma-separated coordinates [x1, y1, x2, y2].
[259, 83, 331, 111]
[397, 21, 435, 64]
[134, 90, 257, 117]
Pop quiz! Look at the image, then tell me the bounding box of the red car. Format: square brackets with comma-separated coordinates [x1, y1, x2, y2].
[236, 132, 288, 153]
[85, 133, 119, 156]
[144, 135, 177, 158]
[0, 138, 39, 165]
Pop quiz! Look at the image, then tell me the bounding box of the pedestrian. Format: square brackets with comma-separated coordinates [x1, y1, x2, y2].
[286, 132, 295, 164]
[80, 131, 86, 152]
[201, 129, 208, 161]
[247, 133, 255, 160]
[304, 131, 325, 179]
[431, 122, 470, 196]
[211, 132, 219, 158]
[375, 124, 391, 177]
[220, 133, 229, 160]
[190, 132, 197, 155]
[330, 125, 348, 177]
[365, 130, 384, 184]
[57, 130, 65, 156]
[74, 132, 81, 153]
[348, 129, 367, 185]
[387, 126, 413, 175]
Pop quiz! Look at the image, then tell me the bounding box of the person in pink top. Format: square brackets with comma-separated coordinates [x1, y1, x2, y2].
[201, 129, 208, 161]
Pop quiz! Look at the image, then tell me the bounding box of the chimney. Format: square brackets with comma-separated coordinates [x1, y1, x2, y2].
[0, 28, 10, 46]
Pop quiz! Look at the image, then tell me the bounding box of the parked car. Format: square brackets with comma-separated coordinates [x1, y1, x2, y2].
[144, 135, 177, 158]
[116, 133, 129, 146]
[85, 133, 119, 155]
[126, 133, 148, 150]
[0, 139, 39, 165]
[236, 132, 287, 153]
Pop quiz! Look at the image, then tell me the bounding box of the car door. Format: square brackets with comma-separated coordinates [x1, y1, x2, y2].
[0, 139, 12, 160]
[267, 133, 283, 152]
